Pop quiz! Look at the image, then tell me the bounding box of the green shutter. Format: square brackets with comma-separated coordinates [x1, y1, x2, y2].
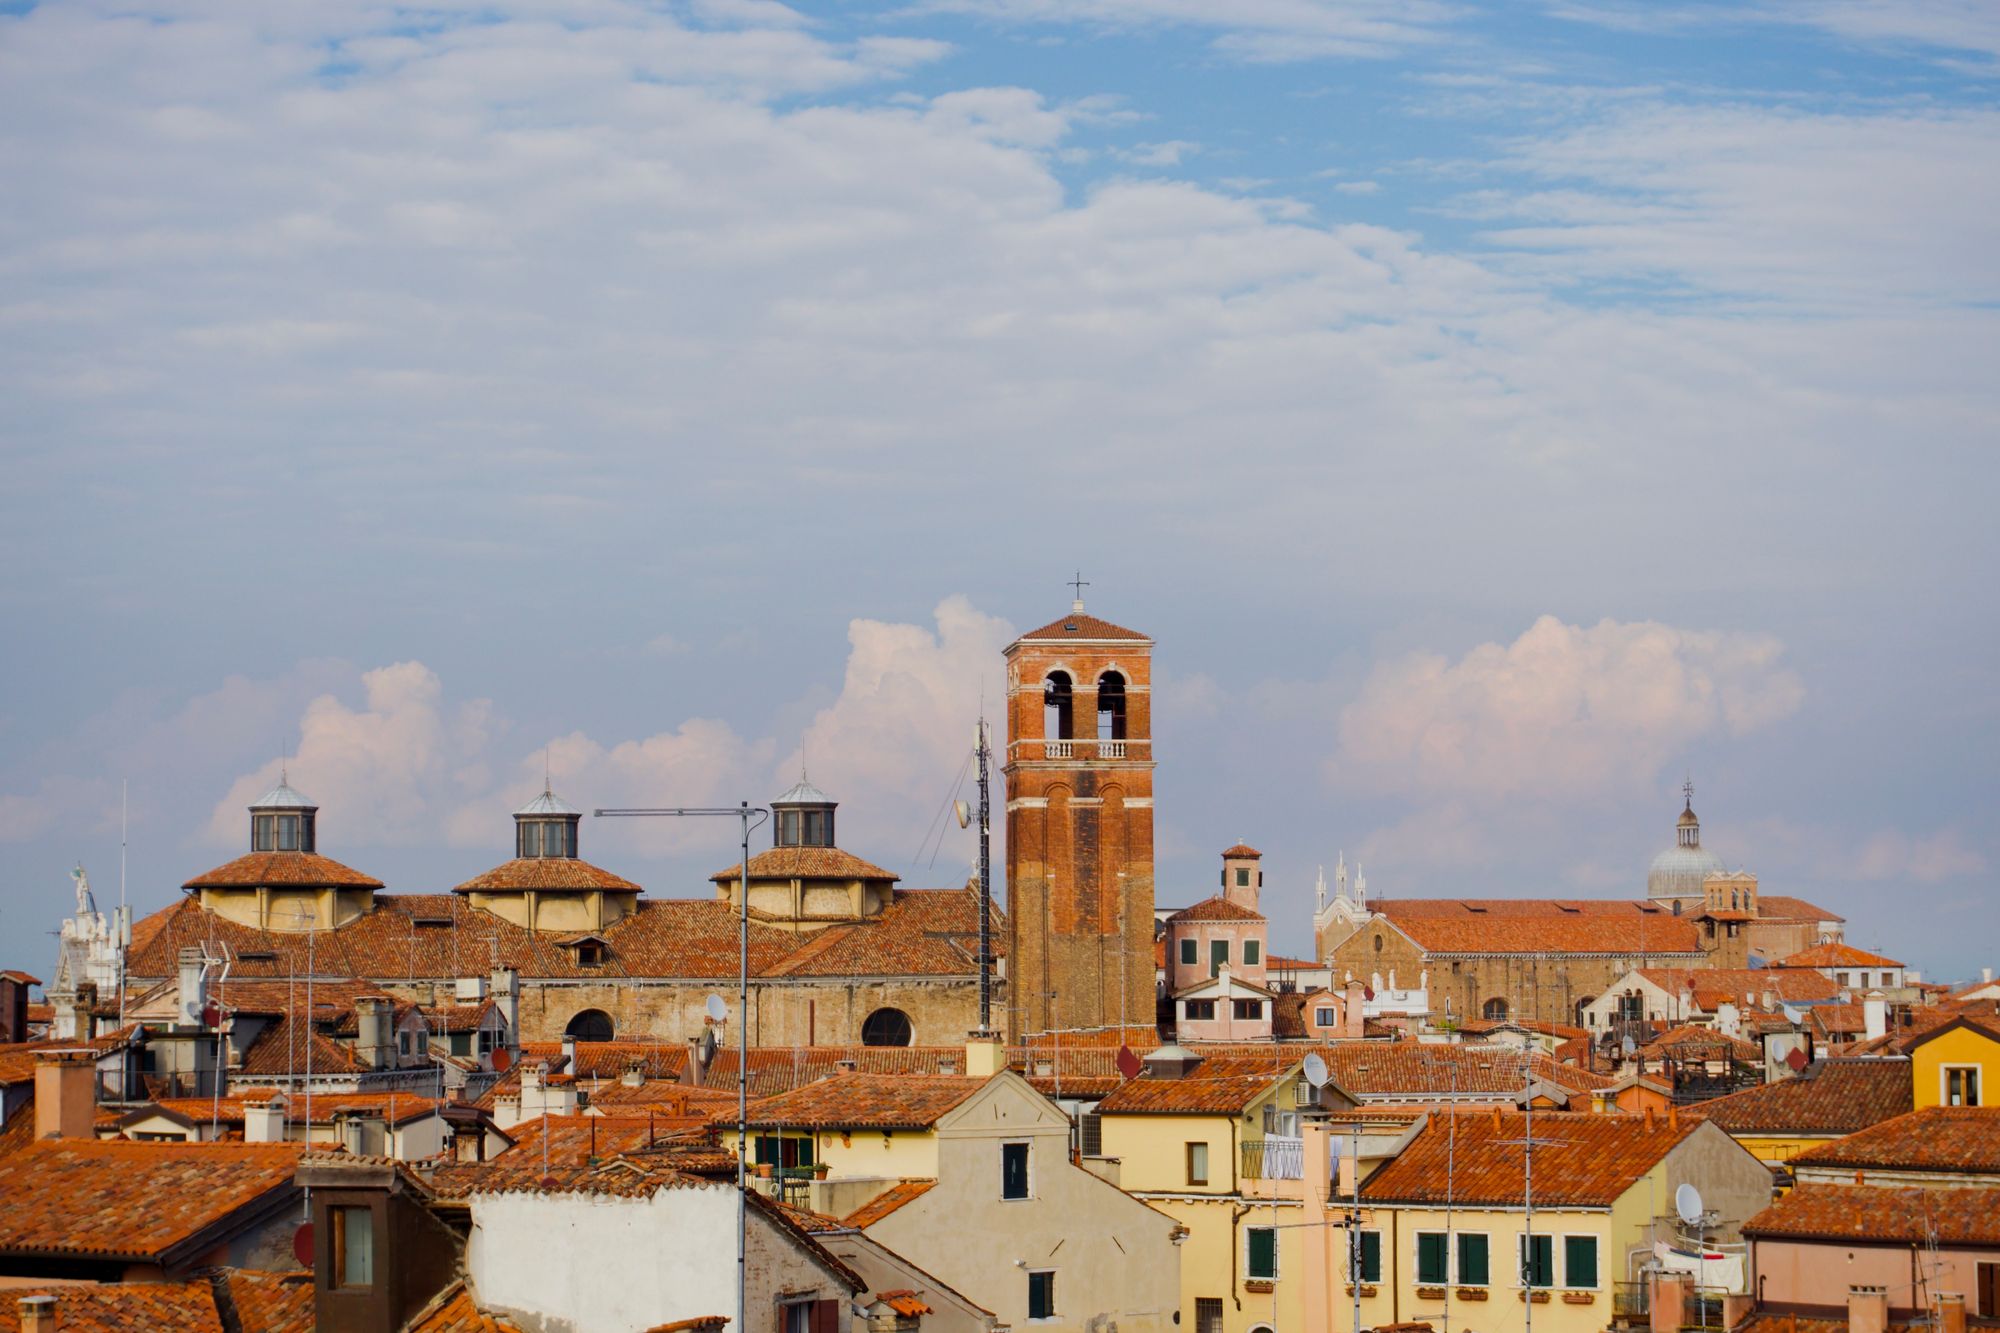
[1417, 1232, 1448, 1285]
[1209, 939, 1228, 977]
[1521, 1233, 1554, 1288]
[1180, 938, 1197, 965]
[1457, 1232, 1489, 1285]
[1244, 939, 1261, 965]
[1564, 1235, 1598, 1288]
[1358, 1231, 1380, 1283]
[1248, 1228, 1276, 1280]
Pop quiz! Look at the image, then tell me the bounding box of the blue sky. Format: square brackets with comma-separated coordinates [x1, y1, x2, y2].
[2, 0, 1996, 979]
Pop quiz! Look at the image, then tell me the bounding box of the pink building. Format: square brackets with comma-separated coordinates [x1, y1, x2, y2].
[1165, 846, 1272, 1040]
[1744, 1183, 2000, 1318]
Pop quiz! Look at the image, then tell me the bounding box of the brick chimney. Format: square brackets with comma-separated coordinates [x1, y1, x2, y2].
[244, 1094, 288, 1144]
[16, 1295, 55, 1333]
[61, 982, 96, 1043]
[1848, 1286, 1889, 1333]
[1939, 1293, 1967, 1333]
[1344, 978, 1367, 1039]
[34, 1049, 96, 1140]
[681, 1036, 704, 1088]
[1863, 991, 1888, 1044]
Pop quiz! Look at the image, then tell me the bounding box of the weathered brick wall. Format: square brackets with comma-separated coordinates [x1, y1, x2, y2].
[505, 976, 992, 1048]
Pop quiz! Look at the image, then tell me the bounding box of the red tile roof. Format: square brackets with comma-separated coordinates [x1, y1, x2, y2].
[137, 1090, 444, 1128]
[0, 1139, 304, 1263]
[1313, 1043, 1613, 1099]
[1385, 911, 1704, 956]
[1362, 1110, 1701, 1207]
[0, 971, 40, 986]
[1791, 1107, 2000, 1176]
[0, 1283, 226, 1332]
[1636, 967, 1839, 1006]
[743, 1073, 988, 1129]
[1167, 896, 1265, 923]
[1694, 1060, 1912, 1136]
[1754, 895, 1846, 923]
[213, 1268, 315, 1333]
[454, 858, 641, 894]
[405, 1279, 527, 1333]
[1221, 844, 1261, 859]
[712, 846, 899, 883]
[1640, 1025, 1762, 1064]
[1744, 1183, 2000, 1246]
[1097, 1071, 1289, 1115]
[422, 998, 499, 1033]
[1014, 612, 1150, 642]
[183, 851, 383, 889]
[430, 1115, 712, 1200]
[1779, 941, 1904, 969]
[844, 1178, 938, 1228]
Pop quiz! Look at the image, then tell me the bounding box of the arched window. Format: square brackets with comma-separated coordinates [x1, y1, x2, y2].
[1043, 672, 1073, 740]
[861, 1008, 913, 1047]
[564, 1009, 614, 1042]
[1483, 998, 1509, 1021]
[1096, 671, 1126, 740]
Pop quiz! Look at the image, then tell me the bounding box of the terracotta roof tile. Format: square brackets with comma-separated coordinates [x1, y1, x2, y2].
[844, 1178, 937, 1228]
[0, 1283, 225, 1332]
[1791, 1106, 2000, 1176]
[0, 1139, 304, 1263]
[712, 845, 900, 883]
[647, 1320, 729, 1333]
[1387, 912, 1704, 956]
[136, 1091, 444, 1128]
[454, 858, 640, 894]
[1694, 1059, 1911, 1136]
[1753, 895, 1846, 923]
[405, 1279, 527, 1333]
[743, 1073, 987, 1129]
[1167, 896, 1265, 923]
[1780, 941, 1905, 969]
[1636, 967, 1840, 1005]
[183, 851, 383, 890]
[1744, 1183, 2000, 1246]
[1220, 844, 1261, 858]
[1362, 1110, 1700, 1207]
[213, 1268, 315, 1333]
[1640, 1024, 1762, 1063]
[1013, 612, 1150, 642]
[430, 1115, 710, 1199]
[1312, 1043, 1612, 1099]
[422, 998, 499, 1032]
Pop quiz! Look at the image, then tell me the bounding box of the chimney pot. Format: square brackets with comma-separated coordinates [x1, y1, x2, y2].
[17, 1294, 55, 1333]
[34, 1049, 96, 1141]
[1847, 1285, 1889, 1333]
[1939, 1293, 1967, 1333]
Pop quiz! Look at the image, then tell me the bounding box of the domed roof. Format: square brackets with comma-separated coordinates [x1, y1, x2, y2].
[1648, 843, 1727, 899]
[1678, 806, 1700, 828]
[773, 778, 834, 807]
[249, 779, 315, 811]
[515, 787, 580, 818]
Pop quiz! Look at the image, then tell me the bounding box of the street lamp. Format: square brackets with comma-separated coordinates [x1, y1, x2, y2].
[596, 800, 768, 1333]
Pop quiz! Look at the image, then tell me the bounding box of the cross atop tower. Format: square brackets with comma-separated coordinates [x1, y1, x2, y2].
[1067, 570, 1089, 612]
[1682, 776, 1695, 811]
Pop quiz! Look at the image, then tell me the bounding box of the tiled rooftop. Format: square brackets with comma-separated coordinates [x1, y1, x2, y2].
[1014, 612, 1150, 642]
[1752, 895, 1845, 923]
[844, 1178, 937, 1228]
[0, 1139, 304, 1263]
[429, 1115, 714, 1199]
[712, 846, 900, 884]
[1361, 1109, 1701, 1207]
[136, 1090, 444, 1128]
[213, 1268, 314, 1333]
[0, 1282, 226, 1332]
[743, 1073, 987, 1129]
[1096, 1072, 1287, 1116]
[1779, 941, 1904, 969]
[405, 1279, 527, 1332]
[1744, 1182, 2000, 1246]
[1791, 1107, 2000, 1176]
[1167, 896, 1265, 923]
[1387, 912, 1705, 956]
[182, 850, 383, 890]
[453, 857, 641, 894]
[1635, 967, 1839, 1005]
[1693, 1059, 1912, 1136]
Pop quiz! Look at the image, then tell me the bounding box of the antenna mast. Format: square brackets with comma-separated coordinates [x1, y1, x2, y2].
[977, 715, 993, 1033]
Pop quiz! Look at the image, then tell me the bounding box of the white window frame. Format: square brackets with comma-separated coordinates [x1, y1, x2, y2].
[1943, 1063, 1983, 1107]
[1517, 1231, 1555, 1290]
[1454, 1229, 1491, 1288]
[1350, 1228, 1382, 1284]
[1001, 1139, 1033, 1201]
[1243, 1224, 1280, 1281]
[1560, 1231, 1601, 1290]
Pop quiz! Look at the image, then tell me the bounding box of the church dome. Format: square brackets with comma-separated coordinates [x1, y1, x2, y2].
[1648, 786, 1724, 900]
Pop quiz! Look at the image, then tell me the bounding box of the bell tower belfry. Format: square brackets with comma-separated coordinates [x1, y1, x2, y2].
[1003, 589, 1156, 1044]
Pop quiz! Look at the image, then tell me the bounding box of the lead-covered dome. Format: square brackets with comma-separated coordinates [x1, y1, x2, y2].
[1648, 790, 1725, 900]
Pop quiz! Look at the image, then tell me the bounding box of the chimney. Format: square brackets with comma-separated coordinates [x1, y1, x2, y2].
[682, 1036, 705, 1088]
[177, 948, 209, 1027]
[1939, 1293, 1967, 1333]
[355, 997, 395, 1070]
[1984, 968, 1994, 985]
[1863, 991, 1888, 1043]
[1345, 978, 1367, 1039]
[0, 975, 28, 1044]
[490, 967, 519, 1048]
[1848, 1287, 1888, 1333]
[561, 1034, 578, 1072]
[16, 1295, 55, 1333]
[456, 975, 488, 1002]
[244, 1094, 288, 1144]
[622, 1057, 645, 1088]
[34, 1049, 96, 1140]
[966, 1031, 1004, 1078]
[62, 982, 97, 1043]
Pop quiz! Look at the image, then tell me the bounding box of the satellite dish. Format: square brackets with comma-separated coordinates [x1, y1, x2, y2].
[1781, 1004, 1804, 1025]
[1303, 1053, 1329, 1089]
[292, 1222, 315, 1267]
[1115, 1045, 1143, 1080]
[704, 994, 728, 1024]
[1675, 1183, 1704, 1227]
[954, 801, 972, 830]
[698, 1029, 718, 1065]
[1621, 1036, 1638, 1057]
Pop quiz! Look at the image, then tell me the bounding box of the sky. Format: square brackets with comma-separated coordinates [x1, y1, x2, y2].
[2, 0, 1996, 982]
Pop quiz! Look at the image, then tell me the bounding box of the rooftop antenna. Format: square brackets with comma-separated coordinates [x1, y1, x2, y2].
[976, 715, 993, 1033]
[118, 780, 129, 1027]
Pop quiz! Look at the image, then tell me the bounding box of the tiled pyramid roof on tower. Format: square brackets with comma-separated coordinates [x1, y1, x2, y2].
[183, 851, 383, 890]
[1015, 611, 1151, 642]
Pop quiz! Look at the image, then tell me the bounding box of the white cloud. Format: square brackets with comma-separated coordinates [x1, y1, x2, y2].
[1335, 615, 1805, 803]
[1116, 139, 1198, 166]
[911, 0, 1456, 60]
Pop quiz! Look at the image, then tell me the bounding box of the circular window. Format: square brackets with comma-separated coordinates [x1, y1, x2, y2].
[861, 1008, 914, 1047]
[1373, 934, 1384, 953]
[565, 1009, 614, 1042]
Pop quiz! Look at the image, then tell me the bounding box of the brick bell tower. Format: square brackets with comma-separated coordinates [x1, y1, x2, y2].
[1003, 585, 1156, 1045]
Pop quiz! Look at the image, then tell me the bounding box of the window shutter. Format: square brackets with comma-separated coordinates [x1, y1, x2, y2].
[1080, 1112, 1102, 1157]
[809, 1298, 839, 1333]
[1247, 1227, 1276, 1279]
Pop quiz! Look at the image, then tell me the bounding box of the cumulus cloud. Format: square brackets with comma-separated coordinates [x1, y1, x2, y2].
[916, 0, 1457, 61]
[1334, 615, 1805, 803]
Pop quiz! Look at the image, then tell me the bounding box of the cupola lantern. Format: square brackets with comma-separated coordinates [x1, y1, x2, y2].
[772, 776, 836, 849]
[249, 777, 317, 853]
[514, 788, 581, 859]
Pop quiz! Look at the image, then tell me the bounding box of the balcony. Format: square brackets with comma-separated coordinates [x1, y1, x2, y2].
[1044, 740, 1074, 758]
[1240, 1136, 1304, 1181]
[1038, 739, 1138, 760]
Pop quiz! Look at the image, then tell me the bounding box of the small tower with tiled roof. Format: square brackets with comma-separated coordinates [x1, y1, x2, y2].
[1220, 842, 1261, 912]
[454, 785, 641, 936]
[181, 776, 385, 931]
[1002, 585, 1155, 1044]
[711, 778, 899, 932]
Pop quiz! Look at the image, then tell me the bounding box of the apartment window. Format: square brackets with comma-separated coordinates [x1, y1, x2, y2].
[1079, 1111, 1102, 1157]
[1232, 999, 1262, 1021]
[1947, 1066, 1982, 1107]
[1185, 1141, 1209, 1186]
[1236, 868, 1250, 888]
[1184, 999, 1216, 1022]
[1028, 1270, 1056, 1321]
[1416, 1231, 1448, 1285]
[1458, 1232, 1489, 1286]
[1246, 1226, 1277, 1281]
[1210, 939, 1228, 977]
[1002, 1142, 1030, 1200]
[1180, 938, 1197, 966]
[1315, 1007, 1336, 1026]
[1244, 939, 1261, 965]
[1564, 1235, 1599, 1289]
[1195, 1297, 1224, 1333]
[1351, 1230, 1380, 1284]
[330, 1206, 374, 1288]
[780, 1300, 837, 1333]
[1520, 1233, 1554, 1289]
[477, 1028, 496, 1057]
[575, 941, 605, 968]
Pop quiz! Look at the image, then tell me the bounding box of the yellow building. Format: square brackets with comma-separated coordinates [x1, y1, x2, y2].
[1909, 1016, 2000, 1110]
